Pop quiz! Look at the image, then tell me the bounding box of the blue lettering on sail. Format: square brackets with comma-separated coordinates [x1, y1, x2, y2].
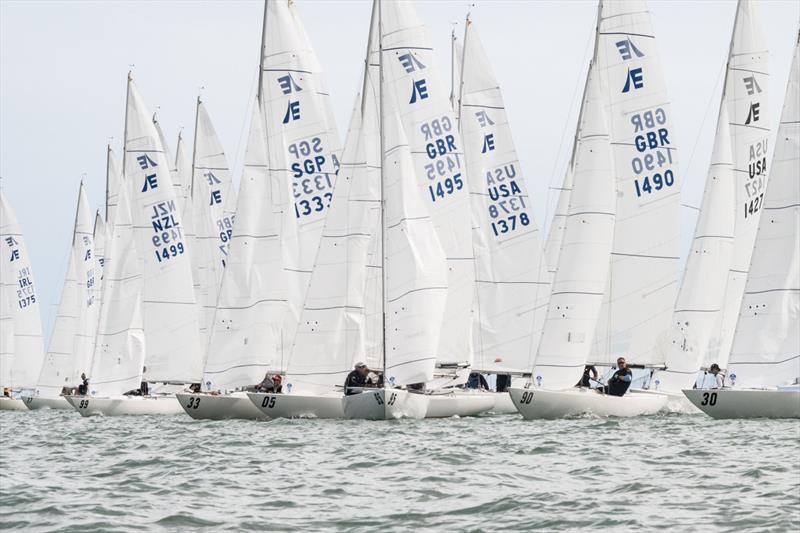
[277, 74, 302, 95]
[410, 79, 429, 104]
[622, 68, 644, 93]
[141, 173, 158, 192]
[283, 101, 301, 123]
[745, 102, 760, 125]
[475, 110, 494, 128]
[398, 53, 425, 73]
[743, 75, 762, 95]
[482, 133, 495, 153]
[616, 38, 644, 60]
[136, 154, 157, 169]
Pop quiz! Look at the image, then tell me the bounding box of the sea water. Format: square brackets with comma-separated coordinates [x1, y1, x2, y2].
[1, 409, 798, 531]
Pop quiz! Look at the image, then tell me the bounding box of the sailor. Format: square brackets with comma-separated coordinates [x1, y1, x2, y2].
[708, 363, 725, 389]
[255, 373, 283, 393]
[604, 358, 632, 397]
[77, 373, 89, 396]
[577, 365, 598, 388]
[139, 366, 149, 396]
[344, 362, 371, 395]
[495, 374, 512, 393]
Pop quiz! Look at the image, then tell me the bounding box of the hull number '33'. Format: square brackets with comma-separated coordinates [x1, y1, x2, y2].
[374, 392, 397, 406]
[186, 397, 201, 409]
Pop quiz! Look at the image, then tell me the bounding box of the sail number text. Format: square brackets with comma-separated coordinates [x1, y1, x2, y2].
[420, 116, 464, 203]
[629, 108, 677, 198]
[290, 136, 339, 219]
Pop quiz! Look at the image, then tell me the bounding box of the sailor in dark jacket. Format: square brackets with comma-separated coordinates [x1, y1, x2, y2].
[605, 358, 633, 397]
[344, 362, 370, 395]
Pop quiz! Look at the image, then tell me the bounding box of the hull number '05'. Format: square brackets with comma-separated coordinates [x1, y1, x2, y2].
[261, 396, 276, 409]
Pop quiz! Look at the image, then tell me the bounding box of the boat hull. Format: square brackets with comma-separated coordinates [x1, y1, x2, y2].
[490, 391, 518, 414]
[22, 396, 72, 411]
[425, 390, 495, 418]
[247, 392, 344, 419]
[0, 396, 27, 411]
[342, 389, 428, 420]
[65, 395, 184, 417]
[682, 389, 800, 419]
[508, 387, 668, 420]
[176, 392, 266, 420]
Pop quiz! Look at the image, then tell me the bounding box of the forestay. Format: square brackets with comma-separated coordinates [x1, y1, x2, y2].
[592, 0, 681, 366]
[105, 145, 122, 227]
[201, 100, 288, 392]
[531, 64, 616, 391]
[0, 191, 45, 389]
[653, 109, 736, 393]
[124, 77, 202, 383]
[727, 34, 799, 389]
[377, 0, 475, 368]
[260, 0, 342, 328]
[35, 182, 99, 398]
[713, 0, 771, 370]
[89, 185, 146, 397]
[459, 17, 549, 374]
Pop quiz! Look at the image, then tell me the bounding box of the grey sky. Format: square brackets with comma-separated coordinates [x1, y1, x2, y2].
[1, 0, 798, 341]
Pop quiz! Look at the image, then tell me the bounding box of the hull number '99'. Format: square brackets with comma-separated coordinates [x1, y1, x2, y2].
[700, 392, 717, 406]
[261, 396, 276, 409]
[186, 397, 201, 409]
[374, 392, 397, 406]
[78, 400, 89, 409]
[520, 391, 534, 405]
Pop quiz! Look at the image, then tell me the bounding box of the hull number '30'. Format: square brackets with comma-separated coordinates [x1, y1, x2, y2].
[700, 392, 717, 406]
[186, 397, 201, 409]
[261, 396, 276, 409]
[374, 392, 397, 406]
[520, 391, 534, 405]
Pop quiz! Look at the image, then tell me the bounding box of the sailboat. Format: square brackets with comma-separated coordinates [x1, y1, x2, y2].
[684, 30, 800, 419]
[24, 181, 99, 410]
[66, 75, 202, 416]
[177, 99, 285, 421]
[511, 0, 678, 418]
[455, 13, 550, 415]
[0, 190, 46, 410]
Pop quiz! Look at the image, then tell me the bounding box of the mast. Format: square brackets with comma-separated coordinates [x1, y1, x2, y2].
[378, 0, 387, 379]
[190, 95, 201, 198]
[104, 144, 111, 221]
[121, 72, 132, 171]
[449, 26, 456, 109]
[456, 13, 469, 123]
[257, 0, 268, 101]
[70, 181, 83, 247]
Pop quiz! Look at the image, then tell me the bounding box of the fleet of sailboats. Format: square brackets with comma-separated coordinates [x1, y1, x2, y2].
[1, 0, 798, 420]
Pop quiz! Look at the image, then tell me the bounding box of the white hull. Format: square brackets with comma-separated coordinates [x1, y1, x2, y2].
[683, 389, 800, 419]
[509, 387, 668, 420]
[490, 391, 519, 414]
[247, 392, 344, 419]
[425, 390, 495, 418]
[176, 392, 266, 420]
[65, 395, 184, 417]
[342, 389, 429, 420]
[0, 397, 27, 411]
[650, 389, 701, 414]
[22, 396, 72, 411]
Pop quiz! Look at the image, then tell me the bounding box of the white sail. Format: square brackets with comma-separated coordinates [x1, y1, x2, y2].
[0, 191, 45, 389]
[653, 109, 736, 393]
[124, 76, 202, 383]
[0, 275, 13, 388]
[591, 0, 681, 366]
[260, 0, 342, 327]
[531, 64, 616, 391]
[93, 211, 106, 287]
[459, 17, 548, 373]
[105, 145, 122, 226]
[153, 114, 186, 209]
[175, 131, 193, 210]
[202, 99, 288, 392]
[713, 0, 771, 370]
[377, 0, 475, 368]
[727, 34, 799, 389]
[382, 110, 448, 386]
[286, 95, 380, 394]
[89, 184, 145, 397]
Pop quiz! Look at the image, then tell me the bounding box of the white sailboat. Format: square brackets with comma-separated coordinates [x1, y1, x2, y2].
[178, 99, 286, 421]
[455, 14, 550, 415]
[0, 190, 46, 410]
[684, 30, 800, 419]
[711, 0, 772, 373]
[25, 181, 99, 410]
[67, 75, 201, 416]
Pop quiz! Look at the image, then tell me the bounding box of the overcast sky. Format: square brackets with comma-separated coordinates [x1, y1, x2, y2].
[1, 0, 798, 341]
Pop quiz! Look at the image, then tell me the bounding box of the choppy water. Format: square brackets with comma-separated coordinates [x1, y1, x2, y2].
[1, 409, 798, 532]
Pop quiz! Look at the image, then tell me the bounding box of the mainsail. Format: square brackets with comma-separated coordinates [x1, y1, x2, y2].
[591, 0, 681, 366]
[532, 64, 616, 390]
[727, 33, 799, 389]
[712, 0, 771, 370]
[35, 182, 99, 397]
[201, 99, 288, 392]
[459, 16, 549, 374]
[376, 0, 475, 368]
[0, 190, 45, 389]
[124, 76, 201, 383]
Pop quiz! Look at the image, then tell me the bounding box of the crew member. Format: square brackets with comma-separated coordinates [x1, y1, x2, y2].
[605, 358, 632, 397]
[77, 373, 89, 395]
[344, 362, 371, 395]
[708, 363, 725, 389]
